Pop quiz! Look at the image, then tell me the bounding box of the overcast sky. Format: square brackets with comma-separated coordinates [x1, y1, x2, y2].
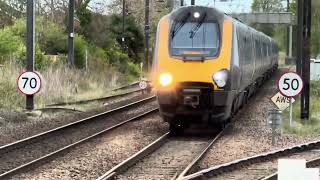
[89, 0, 254, 14]
[183, 0, 253, 13]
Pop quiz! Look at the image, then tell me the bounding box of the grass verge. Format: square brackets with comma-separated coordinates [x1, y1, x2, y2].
[0, 60, 134, 110]
[282, 81, 320, 136]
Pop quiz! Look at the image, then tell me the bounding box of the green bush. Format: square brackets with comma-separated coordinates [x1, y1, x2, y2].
[0, 27, 23, 57]
[0, 19, 47, 68]
[0, 17, 141, 79]
[37, 19, 67, 55]
[311, 81, 320, 97]
[74, 35, 88, 68]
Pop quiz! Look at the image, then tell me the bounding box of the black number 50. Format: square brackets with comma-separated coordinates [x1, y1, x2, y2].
[283, 78, 299, 91]
[22, 77, 37, 89]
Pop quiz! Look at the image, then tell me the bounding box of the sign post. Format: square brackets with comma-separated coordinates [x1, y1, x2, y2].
[267, 109, 282, 146]
[278, 72, 304, 126]
[289, 97, 293, 126]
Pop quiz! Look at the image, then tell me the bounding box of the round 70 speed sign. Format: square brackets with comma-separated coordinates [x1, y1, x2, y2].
[278, 72, 304, 98]
[17, 71, 42, 95]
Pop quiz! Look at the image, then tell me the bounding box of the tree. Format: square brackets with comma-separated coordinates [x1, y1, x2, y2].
[75, 0, 92, 38]
[311, 0, 320, 56]
[251, 0, 285, 37]
[109, 14, 144, 63]
[251, 0, 284, 12]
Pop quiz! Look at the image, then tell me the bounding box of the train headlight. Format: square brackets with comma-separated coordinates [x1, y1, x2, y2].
[159, 73, 173, 87]
[193, 12, 200, 19]
[212, 69, 229, 88]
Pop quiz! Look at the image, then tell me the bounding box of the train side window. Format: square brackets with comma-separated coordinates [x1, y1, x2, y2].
[233, 24, 240, 67]
[244, 35, 252, 65]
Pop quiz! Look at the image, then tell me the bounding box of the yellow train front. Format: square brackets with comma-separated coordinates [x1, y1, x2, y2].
[152, 6, 278, 132]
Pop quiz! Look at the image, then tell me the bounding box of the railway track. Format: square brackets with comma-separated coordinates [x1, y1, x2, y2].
[180, 139, 320, 180]
[112, 81, 140, 91]
[46, 88, 142, 107]
[97, 127, 226, 180]
[0, 96, 156, 179]
[263, 155, 320, 180]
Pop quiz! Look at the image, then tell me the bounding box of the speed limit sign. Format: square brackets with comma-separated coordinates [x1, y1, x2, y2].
[139, 80, 148, 90]
[17, 71, 42, 95]
[278, 72, 304, 97]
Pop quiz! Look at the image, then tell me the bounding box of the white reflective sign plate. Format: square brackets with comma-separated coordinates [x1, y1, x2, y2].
[17, 71, 42, 95]
[278, 72, 304, 97]
[139, 80, 148, 90]
[271, 92, 295, 111]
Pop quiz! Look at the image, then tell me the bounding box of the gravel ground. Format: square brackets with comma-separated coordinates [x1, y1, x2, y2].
[116, 137, 211, 180]
[0, 100, 157, 175]
[199, 69, 320, 171]
[211, 149, 320, 180]
[0, 93, 152, 146]
[8, 114, 168, 180]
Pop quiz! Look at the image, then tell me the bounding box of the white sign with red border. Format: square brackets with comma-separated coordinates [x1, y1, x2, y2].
[139, 80, 148, 90]
[278, 72, 304, 98]
[17, 71, 42, 95]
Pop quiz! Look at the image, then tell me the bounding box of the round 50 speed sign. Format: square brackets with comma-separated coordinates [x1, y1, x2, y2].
[278, 72, 304, 97]
[17, 71, 42, 95]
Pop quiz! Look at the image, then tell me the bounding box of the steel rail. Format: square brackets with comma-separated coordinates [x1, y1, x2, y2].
[0, 108, 158, 179]
[46, 89, 142, 107]
[98, 127, 226, 180]
[35, 107, 83, 112]
[262, 156, 320, 180]
[111, 81, 140, 91]
[97, 132, 170, 180]
[0, 96, 155, 155]
[176, 128, 226, 180]
[181, 139, 320, 180]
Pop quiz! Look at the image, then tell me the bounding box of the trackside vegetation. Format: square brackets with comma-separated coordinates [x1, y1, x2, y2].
[0, 14, 143, 109]
[282, 81, 320, 136]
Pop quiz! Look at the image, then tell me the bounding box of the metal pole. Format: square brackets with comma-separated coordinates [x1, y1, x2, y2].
[289, 25, 293, 57]
[296, 0, 303, 79]
[85, 48, 88, 71]
[191, 0, 195, 5]
[286, 0, 290, 57]
[68, 0, 75, 66]
[272, 126, 276, 146]
[122, 0, 125, 51]
[300, 0, 311, 119]
[289, 98, 293, 126]
[144, 0, 150, 72]
[26, 0, 35, 110]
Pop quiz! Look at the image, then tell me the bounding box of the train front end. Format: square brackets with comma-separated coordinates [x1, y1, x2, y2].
[152, 6, 235, 131]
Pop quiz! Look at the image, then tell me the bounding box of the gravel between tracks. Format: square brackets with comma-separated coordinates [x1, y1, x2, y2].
[9, 114, 168, 180]
[0, 92, 149, 146]
[0, 100, 157, 175]
[199, 69, 320, 171]
[117, 137, 211, 180]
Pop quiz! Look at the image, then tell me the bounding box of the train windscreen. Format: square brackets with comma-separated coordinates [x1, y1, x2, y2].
[170, 22, 220, 60]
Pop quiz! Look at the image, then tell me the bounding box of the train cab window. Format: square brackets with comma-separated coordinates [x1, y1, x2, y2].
[170, 22, 220, 60]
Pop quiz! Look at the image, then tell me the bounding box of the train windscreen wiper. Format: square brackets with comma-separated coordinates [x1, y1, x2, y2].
[189, 13, 207, 39]
[170, 13, 191, 39]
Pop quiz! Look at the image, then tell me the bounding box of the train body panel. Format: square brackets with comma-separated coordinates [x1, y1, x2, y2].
[152, 6, 278, 131]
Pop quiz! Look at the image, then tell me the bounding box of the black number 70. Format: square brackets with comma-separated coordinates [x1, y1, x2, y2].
[22, 77, 37, 89]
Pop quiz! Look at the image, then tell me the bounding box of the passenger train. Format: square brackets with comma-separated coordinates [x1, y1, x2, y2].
[152, 6, 279, 132]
